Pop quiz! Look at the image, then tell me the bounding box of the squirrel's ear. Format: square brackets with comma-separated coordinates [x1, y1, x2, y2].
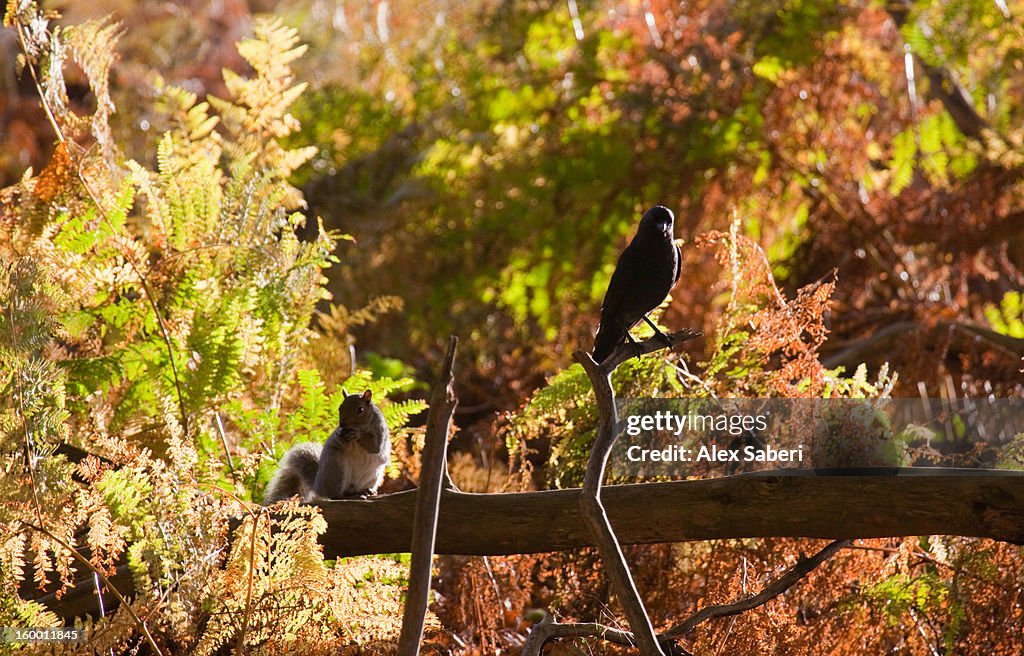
[341, 387, 349, 398]
[362, 389, 373, 402]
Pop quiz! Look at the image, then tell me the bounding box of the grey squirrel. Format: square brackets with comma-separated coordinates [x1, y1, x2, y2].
[263, 390, 390, 504]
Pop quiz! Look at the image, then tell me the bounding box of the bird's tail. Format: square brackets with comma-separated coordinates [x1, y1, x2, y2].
[592, 322, 626, 364]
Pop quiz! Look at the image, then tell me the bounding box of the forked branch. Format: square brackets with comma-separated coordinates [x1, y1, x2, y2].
[523, 538, 849, 655]
[566, 329, 701, 656]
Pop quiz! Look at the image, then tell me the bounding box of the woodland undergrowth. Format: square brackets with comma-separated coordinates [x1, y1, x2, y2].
[1, 3, 425, 653]
[2, 2, 1023, 655]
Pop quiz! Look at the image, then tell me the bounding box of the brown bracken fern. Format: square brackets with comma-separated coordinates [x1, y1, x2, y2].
[1, 2, 416, 652]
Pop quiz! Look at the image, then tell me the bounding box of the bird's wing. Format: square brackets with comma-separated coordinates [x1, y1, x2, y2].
[599, 241, 641, 319]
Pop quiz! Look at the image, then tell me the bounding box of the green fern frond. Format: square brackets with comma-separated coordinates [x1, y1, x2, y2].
[379, 399, 428, 432]
[290, 368, 332, 437]
[207, 17, 314, 210]
[182, 304, 248, 412]
[888, 128, 917, 196]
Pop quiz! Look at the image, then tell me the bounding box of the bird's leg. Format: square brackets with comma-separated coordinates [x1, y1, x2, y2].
[642, 315, 674, 348]
[624, 330, 645, 360]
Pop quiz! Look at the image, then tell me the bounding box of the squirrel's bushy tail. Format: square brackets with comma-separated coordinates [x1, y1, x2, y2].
[263, 443, 322, 505]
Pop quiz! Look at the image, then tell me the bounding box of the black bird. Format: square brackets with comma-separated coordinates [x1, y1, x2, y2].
[592, 205, 681, 364]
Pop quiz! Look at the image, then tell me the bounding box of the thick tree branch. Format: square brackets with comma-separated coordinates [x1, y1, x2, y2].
[318, 469, 1024, 555]
[35, 470, 1024, 621]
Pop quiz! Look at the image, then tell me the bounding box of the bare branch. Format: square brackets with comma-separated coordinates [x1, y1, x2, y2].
[522, 539, 849, 654]
[665, 539, 850, 638]
[522, 613, 692, 656]
[569, 329, 700, 656]
[597, 329, 703, 373]
[398, 336, 458, 655]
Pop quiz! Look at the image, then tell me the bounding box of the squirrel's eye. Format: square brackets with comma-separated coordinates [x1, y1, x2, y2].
[358, 407, 365, 413]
